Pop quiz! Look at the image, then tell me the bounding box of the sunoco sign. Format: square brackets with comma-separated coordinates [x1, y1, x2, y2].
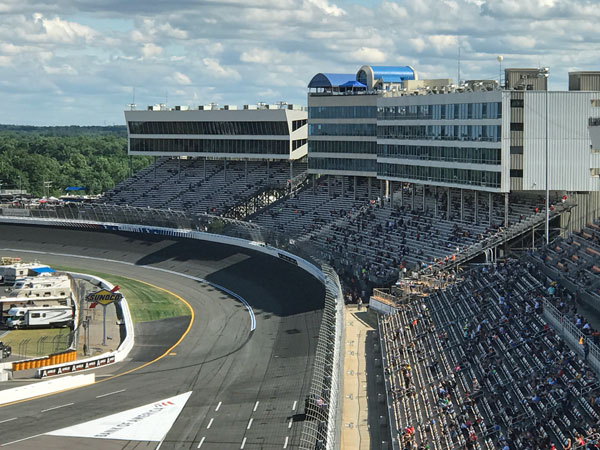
[86, 289, 123, 306]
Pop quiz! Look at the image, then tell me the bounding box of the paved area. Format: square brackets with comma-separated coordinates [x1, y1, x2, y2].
[342, 305, 388, 450]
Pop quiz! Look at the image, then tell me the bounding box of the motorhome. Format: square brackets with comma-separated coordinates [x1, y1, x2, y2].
[6, 305, 73, 329]
[0, 258, 50, 285]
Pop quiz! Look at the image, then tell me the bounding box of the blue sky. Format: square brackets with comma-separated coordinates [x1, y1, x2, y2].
[1, 0, 599, 125]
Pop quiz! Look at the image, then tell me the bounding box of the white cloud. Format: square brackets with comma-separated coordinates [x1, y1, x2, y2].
[141, 42, 162, 58]
[173, 71, 192, 85]
[32, 13, 97, 44]
[202, 58, 241, 80]
[43, 63, 77, 75]
[305, 0, 346, 16]
[349, 47, 386, 63]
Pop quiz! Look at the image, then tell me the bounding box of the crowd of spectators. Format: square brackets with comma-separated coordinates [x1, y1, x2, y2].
[381, 259, 600, 450]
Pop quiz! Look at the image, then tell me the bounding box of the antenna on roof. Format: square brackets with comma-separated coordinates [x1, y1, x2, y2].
[457, 40, 461, 85]
[128, 87, 136, 111]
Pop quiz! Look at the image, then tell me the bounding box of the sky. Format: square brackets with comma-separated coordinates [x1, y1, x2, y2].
[1, 0, 599, 125]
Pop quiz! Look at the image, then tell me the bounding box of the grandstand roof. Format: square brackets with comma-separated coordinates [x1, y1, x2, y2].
[307, 73, 357, 89]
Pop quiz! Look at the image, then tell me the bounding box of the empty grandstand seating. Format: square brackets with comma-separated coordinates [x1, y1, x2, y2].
[380, 260, 600, 450]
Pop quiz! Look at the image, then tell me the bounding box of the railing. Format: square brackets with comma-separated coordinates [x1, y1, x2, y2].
[419, 198, 576, 276]
[300, 265, 344, 450]
[543, 299, 600, 376]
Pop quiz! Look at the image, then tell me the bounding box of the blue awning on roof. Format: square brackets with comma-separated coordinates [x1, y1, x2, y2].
[371, 66, 415, 82]
[308, 73, 356, 88]
[32, 267, 55, 274]
[65, 186, 85, 191]
[339, 80, 366, 88]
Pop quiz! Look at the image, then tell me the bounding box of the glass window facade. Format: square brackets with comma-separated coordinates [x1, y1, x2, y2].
[292, 119, 307, 131]
[128, 121, 289, 135]
[308, 106, 377, 119]
[309, 123, 376, 136]
[378, 124, 501, 142]
[377, 102, 502, 120]
[378, 144, 501, 165]
[130, 138, 289, 155]
[378, 163, 501, 188]
[292, 138, 307, 150]
[309, 157, 376, 173]
[309, 140, 377, 155]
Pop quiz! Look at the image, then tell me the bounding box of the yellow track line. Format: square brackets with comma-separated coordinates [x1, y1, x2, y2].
[0, 277, 195, 408]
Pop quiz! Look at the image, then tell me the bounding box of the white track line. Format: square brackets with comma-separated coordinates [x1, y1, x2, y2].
[41, 403, 74, 413]
[288, 418, 293, 429]
[247, 418, 253, 430]
[207, 418, 214, 429]
[0, 248, 256, 331]
[0, 433, 44, 447]
[197, 436, 206, 448]
[241, 437, 247, 449]
[253, 401, 259, 412]
[284, 436, 289, 448]
[96, 389, 126, 398]
[0, 417, 17, 424]
[292, 400, 297, 411]
[215, 401, 222, 411]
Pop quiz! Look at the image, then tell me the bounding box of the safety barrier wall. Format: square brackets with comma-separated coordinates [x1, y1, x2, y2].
[32, 272, 134, 377]
[0, 214, 342, 448]
[12, 350, 76, 372]
[0, 373, 95, 405]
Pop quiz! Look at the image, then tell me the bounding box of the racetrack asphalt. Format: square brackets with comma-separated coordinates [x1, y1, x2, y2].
[0, 224, 325, 449]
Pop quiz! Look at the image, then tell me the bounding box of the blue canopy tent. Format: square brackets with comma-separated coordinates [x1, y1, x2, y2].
[339, 80, 367, 91]
[31, 267, 56, 274]
[65, 187, 85, 192]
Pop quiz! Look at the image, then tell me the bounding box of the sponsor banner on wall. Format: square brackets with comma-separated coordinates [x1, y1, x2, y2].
[278, 253, 298, 266]
[39, 355, 116, 378]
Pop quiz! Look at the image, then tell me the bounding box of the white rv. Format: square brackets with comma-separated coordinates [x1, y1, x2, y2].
[6, 305, 73, 329]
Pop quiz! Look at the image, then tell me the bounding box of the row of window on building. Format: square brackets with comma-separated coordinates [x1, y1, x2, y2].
[377, 163, 502, 188]
[129, 138, 290, 154]
[376, 102, 503, 121]
[308, 157, 376, 173]
[308, 106, 377, 119]
[378, 144, 501, 165]
[377, 125, 502, 142]
[128, 121, 289, 136]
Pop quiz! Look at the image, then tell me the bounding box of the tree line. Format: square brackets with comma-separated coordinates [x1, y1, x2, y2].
[0, 126, 151, 197]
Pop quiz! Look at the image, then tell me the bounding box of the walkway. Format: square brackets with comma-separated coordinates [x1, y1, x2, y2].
[341, 304, 387, 449]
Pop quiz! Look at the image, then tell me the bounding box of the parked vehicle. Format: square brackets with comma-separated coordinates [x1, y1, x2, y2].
[0, 341, 10, 358]
[6, 305, 73, 329]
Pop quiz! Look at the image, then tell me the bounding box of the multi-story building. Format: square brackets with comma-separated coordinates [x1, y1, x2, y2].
[125, 103, 307, 162]
[307, 65, 600, 229]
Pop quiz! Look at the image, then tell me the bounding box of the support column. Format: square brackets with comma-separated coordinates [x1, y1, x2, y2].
[245, 160, 248, 183]
[400, 184, 403, 207]
[422, 185, 426, 211]
[312, 174, 316, 193]
[267, 159, 270, 179]
[474, 191, 478, 223]
[328, 175, 331, 198]
[390, 181, 394, 208]
[434, 186, 438, 217]
[380, 180, 384, 200]
[368, 177, 372, 199]
[342, 176, 345, 197]
[354, 176, 357, 201]
[290, 160, 293, 182]
[489, 192, 493, 225]
[460, 188, 464, 221]
[224, 159, 227, 183]
[154, 156, 157, 180]
[447, 188, 451, 219]
[178, 157, 181, 181]
[411, 185, 415, 210]
[504, 192, 509, 227]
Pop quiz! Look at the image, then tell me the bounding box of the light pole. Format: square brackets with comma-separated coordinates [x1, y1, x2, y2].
[537, 67, 550, 244]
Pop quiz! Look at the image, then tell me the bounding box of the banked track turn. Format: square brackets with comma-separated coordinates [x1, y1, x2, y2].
[0, 224, 325, 450]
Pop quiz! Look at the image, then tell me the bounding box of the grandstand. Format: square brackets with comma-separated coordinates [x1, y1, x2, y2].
[380, 260, 600, 449]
